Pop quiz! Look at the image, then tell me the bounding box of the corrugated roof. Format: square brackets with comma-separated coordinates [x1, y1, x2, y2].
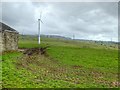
[0, 22, 18, 33]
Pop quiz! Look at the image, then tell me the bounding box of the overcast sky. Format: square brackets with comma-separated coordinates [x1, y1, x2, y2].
[1, 1, 118, 41]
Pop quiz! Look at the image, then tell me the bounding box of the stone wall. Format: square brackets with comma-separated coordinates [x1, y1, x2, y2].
[0, 32, 2, 53]
[1, 30, 19, 51]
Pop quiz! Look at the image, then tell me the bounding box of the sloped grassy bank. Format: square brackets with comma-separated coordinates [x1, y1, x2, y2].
[2, 38, 118, 88]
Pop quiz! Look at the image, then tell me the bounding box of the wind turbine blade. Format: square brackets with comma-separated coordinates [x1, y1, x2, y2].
[40, 19, 43, 24]
[40, 11, 42, 19]
[40, 13, 41, 19]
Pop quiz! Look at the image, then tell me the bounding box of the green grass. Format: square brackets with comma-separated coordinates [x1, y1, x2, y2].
[2, 37, 118, 88]
[48, 45, 118, 72]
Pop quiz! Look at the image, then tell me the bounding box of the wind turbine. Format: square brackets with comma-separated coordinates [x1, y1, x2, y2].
[73, 34, 75, 40]
[38, 11, 43, 44]
[111, 38, 112, 42]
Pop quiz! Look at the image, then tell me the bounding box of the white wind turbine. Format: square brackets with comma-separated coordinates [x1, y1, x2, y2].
[38, 11, 43, 44]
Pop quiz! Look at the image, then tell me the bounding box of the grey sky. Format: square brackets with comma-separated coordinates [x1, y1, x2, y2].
[1, 1, 118, 41]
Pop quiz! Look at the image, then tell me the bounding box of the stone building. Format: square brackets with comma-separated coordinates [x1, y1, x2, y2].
[0, 22, 19, 52]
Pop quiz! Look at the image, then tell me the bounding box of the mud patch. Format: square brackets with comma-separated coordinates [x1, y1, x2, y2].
[23, 46, 49, 55]
[72, 65, 83, 69]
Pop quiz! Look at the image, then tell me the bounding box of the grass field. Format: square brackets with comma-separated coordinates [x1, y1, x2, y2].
[2, 36, 118, 88]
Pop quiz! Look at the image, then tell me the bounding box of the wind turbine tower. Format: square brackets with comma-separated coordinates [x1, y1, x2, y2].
[38, 12, 43, 44]
[73, 34, 75, 40]
[111, 38, 112, 42]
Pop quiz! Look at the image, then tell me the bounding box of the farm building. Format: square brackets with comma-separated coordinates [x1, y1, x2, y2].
[0, 22, 19, 52]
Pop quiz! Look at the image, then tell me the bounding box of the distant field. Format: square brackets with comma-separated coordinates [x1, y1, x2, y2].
[2, 36, 118, 88]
